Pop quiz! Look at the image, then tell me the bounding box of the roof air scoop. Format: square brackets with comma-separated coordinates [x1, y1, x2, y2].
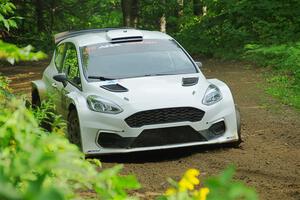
[106, 29, 143, 43]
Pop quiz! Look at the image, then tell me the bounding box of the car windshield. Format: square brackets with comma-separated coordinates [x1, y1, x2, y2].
[80, 39, 197, 80]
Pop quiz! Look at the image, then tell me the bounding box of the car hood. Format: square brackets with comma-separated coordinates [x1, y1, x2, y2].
[87, 74, 210, 109]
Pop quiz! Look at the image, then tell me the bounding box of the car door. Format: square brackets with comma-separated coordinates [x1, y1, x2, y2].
[60, 43, 82, 117]
[49, 43, 66, 112]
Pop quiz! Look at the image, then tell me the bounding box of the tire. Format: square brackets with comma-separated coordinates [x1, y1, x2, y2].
[31, 89, 41, 108]
[67, 108, 82, 148]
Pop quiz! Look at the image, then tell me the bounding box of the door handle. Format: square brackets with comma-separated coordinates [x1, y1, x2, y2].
[51, 83, 57, 88]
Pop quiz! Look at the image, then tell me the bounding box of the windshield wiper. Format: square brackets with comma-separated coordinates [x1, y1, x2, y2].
[143, 73, 175, 77]
[88, 76, 116, 81]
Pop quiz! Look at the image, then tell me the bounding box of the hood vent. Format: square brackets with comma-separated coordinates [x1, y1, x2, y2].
[100, 84, 129, 92]
[182, 77, 199, 86]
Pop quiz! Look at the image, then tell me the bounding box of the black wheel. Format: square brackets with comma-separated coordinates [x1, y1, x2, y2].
[31, 89, 41, 108]
[67, 108, 82, 148]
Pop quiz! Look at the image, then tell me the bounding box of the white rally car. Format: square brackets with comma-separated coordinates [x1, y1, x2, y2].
[32, 28, 241, 155]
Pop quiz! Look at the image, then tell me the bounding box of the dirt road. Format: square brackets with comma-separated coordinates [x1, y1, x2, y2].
[1, 59, 299, 200]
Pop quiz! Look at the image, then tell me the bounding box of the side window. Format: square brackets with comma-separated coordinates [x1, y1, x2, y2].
[54, 43, 66, 72]
[63, 43, 81, 87]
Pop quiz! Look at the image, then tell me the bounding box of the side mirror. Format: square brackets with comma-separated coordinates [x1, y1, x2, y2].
[195, 61, 202, 68]
[53, 73, 67, 87]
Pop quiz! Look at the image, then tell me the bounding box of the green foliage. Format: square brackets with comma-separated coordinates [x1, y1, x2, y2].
[0, 76, 140, 200]
[0, 74, 12, 98]
[31, 99, 66, 133]
[0, 0, 18, 31]
[175, 0, 300, 57]
[0, 40, 46, 64]
[265, 75, 300, 109]
[138, 0, 178, 30]
[11, 0, 122, 52]
[244, 43, 300, 74]
[205, 166, 258, 200]
[0, 0, 47, 64]
[244, 42, 300, 108]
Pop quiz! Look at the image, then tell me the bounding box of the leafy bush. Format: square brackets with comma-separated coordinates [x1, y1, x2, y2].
[0, 74, 12, 98]
[244, 43, 300, 108]
[0, 41, 46, 64]
[0, 0, 47, 64]
[0, 78, 140, 200]
[161, 167, 257, 200]
[31, 97, 66, 133]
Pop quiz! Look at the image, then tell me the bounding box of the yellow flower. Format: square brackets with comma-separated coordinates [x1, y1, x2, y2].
[165, 187, 176, 196]
[199, 187, 210, 200]
[185, 169, 200, 185]
[165, 168, 202, 196]
[179, 177, 194, 191]
[186, 169, 200, 178]
[179, 168, 200, 191]
[189, 175, 200, 185]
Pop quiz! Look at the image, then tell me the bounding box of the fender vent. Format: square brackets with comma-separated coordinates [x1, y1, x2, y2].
[100, 84, 128, 92]
[182, 77, 199, 86]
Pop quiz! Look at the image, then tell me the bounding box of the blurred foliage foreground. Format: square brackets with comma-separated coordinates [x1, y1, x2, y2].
[0, 76, 258, 200]
[0, 76, 140, 200]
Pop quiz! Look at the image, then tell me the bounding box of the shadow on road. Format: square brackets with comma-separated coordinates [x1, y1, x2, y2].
[94, 144, 234, 163]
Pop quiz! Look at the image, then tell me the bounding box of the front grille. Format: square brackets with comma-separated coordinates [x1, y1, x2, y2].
[130, 126, 207, 148]
[125, 107, 205, 128]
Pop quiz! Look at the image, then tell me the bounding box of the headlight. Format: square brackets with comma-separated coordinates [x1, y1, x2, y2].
[202, 84, 222, 105]
[87, 95, 123, 114]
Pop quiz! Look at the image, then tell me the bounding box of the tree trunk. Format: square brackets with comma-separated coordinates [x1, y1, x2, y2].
[160, 0, 166, 33]
[121, 0, 132, 27]
[121, 0, 139, 27]
[177, 0, 184, 17]
[35, 0, 44, 32]
[193, 0, 203, 16]
[131, 0, 138, 28]
[160, 14, 166, 33]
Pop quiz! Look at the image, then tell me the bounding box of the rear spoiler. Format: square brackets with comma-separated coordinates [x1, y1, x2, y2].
[54, 27, 134, 44]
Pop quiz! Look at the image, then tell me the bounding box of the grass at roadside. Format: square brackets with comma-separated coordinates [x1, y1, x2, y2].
[265, 74, 300, 109]
[244, 43, 300, 110]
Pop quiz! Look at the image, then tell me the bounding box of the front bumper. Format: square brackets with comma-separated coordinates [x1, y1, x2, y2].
[77, 99, 239, 155]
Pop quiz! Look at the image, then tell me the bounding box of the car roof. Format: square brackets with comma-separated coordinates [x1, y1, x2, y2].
[56, 28, 173, 47]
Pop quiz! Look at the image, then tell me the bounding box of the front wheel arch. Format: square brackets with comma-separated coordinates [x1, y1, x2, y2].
[67, 106, 82, 149]
[224, 105, 242, 148]
[231, 105, 242, 147]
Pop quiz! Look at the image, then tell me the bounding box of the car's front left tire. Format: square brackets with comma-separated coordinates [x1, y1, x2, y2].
[31, 89, 41, 108]
[67, 108, 82, 148]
